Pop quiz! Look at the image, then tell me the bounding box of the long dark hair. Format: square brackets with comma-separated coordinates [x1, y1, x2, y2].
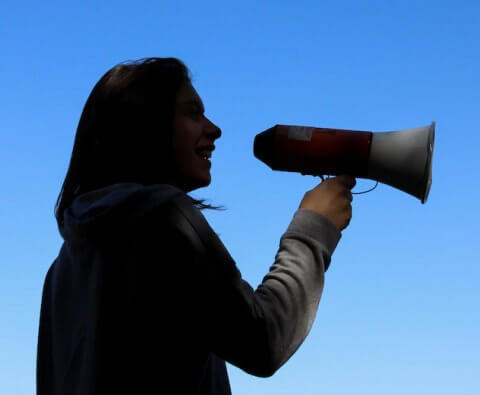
[55, 57, 224, 228]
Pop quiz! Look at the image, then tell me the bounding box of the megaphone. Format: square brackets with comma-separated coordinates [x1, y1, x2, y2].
[253, 122, 435, 203]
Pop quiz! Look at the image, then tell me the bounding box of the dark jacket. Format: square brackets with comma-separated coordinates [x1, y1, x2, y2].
[37, 183, 341, 394]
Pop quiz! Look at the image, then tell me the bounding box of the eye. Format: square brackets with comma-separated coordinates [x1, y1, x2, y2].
[188, 106, 204, 119]
[187, 111, 201, 120]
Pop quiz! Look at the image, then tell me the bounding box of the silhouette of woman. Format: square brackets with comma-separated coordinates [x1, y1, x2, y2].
[37, 57, 355, 395]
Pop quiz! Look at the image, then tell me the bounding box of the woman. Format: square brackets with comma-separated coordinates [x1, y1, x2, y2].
[37, 57, 355, 395]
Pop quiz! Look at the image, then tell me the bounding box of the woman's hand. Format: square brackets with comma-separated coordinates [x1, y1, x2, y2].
[299, 176, 356, 230]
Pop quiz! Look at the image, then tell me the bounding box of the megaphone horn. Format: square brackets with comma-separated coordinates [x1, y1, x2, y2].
[253, 122, 435, 203]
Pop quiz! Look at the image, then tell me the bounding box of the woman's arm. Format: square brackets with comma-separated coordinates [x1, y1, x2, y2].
[150, 200, 341, 377]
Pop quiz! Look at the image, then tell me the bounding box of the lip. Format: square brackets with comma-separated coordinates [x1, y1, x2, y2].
[198, 155, 211, 168]
[195, 144, 215, 165]
[196, 144, 215, 152]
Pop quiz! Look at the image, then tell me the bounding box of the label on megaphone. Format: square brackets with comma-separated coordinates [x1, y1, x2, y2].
[287, 126, 313, 141]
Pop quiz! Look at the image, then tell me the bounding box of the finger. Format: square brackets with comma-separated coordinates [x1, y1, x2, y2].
[338, 187, 353, 202]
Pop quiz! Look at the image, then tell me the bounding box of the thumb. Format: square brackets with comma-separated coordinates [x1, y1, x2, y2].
[336, 175, 357, 189]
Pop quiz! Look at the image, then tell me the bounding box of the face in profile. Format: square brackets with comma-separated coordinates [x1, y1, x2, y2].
[171, 83, 222, 192]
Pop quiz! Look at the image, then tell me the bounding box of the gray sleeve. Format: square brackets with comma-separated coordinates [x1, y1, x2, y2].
[206, 208, 341, 377]
[252, 208, 341, 373]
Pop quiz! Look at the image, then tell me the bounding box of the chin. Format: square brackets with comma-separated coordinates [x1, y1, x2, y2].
[183, 176, 211, 192]
[195, 179, 211, 191]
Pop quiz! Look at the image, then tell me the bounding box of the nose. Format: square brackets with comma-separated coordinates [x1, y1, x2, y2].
[205, 117, 222, 140]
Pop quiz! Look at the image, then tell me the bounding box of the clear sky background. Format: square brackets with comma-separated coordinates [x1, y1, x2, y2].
[1, 1, 479, 394]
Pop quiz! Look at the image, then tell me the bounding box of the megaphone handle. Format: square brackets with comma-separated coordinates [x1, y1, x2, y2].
[300, 173, 378, 195]
[301, 172, 325, 180]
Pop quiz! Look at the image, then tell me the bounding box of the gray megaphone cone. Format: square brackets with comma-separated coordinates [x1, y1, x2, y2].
[367, 122, 435, 203]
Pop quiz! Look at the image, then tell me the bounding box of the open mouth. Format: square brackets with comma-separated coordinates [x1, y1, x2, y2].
[197, 152, 211, 160]
[196, 147, 213, 162]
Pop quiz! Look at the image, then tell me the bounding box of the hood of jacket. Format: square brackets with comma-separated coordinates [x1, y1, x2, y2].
[59, 183, 186, 243]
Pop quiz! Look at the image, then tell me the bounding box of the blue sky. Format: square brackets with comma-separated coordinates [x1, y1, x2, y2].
[1, 1, 479, 394]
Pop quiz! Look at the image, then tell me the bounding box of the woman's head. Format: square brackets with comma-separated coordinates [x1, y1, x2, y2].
[171, 81, 221, 192]
[55, 57, 223, 226]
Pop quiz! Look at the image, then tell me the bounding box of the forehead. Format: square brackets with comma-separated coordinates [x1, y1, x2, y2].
[176, 82, 202, 104]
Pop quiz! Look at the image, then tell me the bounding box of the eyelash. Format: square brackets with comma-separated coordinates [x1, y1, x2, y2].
[189, 109, 203, 119]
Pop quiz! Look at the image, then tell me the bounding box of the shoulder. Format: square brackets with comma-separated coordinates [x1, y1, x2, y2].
[143, 192, 210, 257]
[143, 191, 238, 274]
